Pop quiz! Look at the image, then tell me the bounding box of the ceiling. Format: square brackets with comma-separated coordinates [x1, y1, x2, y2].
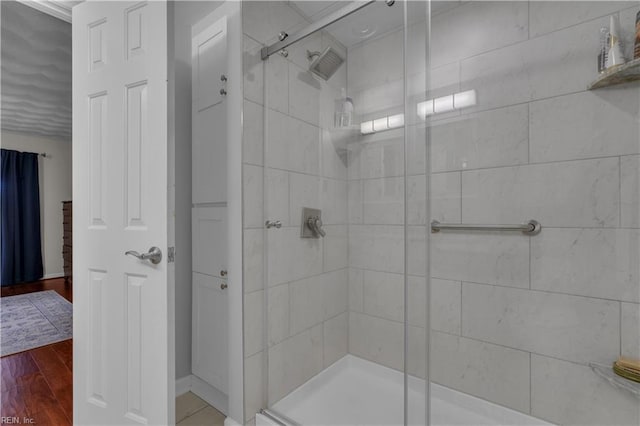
[1, 1, 72, 140]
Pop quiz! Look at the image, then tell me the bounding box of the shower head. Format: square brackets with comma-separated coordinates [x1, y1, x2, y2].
[307, 47, 344, 81]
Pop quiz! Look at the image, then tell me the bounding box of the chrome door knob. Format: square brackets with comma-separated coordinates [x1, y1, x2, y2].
[125, 247, 162, 265]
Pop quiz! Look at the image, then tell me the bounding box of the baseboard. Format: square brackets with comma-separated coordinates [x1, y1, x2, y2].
[43, 273, 65, 280]
[224, 417, 242, 426]
[175, 374, 228, 416]
[176, 375, 192, 397]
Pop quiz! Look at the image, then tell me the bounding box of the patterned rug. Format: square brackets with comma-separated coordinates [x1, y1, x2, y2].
[0, 290, 72, 356]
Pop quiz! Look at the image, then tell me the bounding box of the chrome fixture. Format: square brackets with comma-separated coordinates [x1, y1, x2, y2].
[279, 49, 289, 58]
[431, 220, 542, 236]
[220, 88, 227, 96]
[125, 246, 163, 264]
[220, 74, 227, 82]
[266, 220, 282, 229]
[301, 207, 325, 238]
[261, 1, 375, 60]
[220, 283, 228, 290]
[220, 269, 227, 277]
[278, 31, 288, 41]
[386, 0, 395, 5]
[307, 47, 344, 80]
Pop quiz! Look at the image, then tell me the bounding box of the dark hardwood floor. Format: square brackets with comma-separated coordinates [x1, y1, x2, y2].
[1, 278, 73, 425]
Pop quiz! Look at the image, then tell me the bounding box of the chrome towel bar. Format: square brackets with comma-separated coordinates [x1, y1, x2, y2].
[431, 219, 541, 236]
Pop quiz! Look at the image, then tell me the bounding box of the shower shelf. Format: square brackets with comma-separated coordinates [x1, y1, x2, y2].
[588, 58, 640, 90]
[589, 363, 640, 397]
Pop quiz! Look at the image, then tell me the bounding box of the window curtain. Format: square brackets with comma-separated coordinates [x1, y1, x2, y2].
[1, 149, 43, 286]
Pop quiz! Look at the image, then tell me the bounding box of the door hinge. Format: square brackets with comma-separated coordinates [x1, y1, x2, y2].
[168, 247, 175, 263]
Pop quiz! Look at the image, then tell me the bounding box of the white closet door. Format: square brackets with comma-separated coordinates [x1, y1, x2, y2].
[192, 206, 227, 277]
[192, 272, 228, 392]
[192, 16, 227, 204]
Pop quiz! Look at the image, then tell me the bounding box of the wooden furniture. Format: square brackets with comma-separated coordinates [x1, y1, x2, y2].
[62, 201, 72, 283]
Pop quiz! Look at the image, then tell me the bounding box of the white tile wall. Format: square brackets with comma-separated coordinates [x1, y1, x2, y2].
[461, 283, 620, 364]
[430, 331, 531, 413]
[349, 312, 404, 371]
[621, 302, 640, 359]
[621, 155, 640, 228]
[531, 355, 640, 425]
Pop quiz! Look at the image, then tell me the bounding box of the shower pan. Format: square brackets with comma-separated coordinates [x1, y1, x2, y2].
[241, 1, 640, 425]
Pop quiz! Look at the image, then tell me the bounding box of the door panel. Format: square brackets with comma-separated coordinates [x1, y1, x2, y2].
[73, 2, 171, 424]
[192, 206, 227, 277]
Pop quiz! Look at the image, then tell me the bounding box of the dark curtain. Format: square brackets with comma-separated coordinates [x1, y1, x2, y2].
[1, 149, 43, 286]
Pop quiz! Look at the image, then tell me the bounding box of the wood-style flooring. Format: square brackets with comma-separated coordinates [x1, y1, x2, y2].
[1, 278, 73, 425]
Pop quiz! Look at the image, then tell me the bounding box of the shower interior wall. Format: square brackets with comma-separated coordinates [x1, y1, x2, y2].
[242, 1, 640, 426]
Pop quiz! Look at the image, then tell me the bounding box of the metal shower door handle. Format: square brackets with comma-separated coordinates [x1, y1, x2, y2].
[125, 246, 163, 265]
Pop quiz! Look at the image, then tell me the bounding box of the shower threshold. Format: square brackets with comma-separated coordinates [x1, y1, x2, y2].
[257, 355, 554, 426]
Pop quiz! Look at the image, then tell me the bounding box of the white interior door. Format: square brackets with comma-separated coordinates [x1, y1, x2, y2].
[72, 1, 173, 424]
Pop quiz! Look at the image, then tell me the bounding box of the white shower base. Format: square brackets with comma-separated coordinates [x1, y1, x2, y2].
[257, 355, 553, 426]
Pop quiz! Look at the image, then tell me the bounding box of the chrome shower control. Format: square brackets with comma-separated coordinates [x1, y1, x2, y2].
[301, 207, 325, 238]
[266, 220, 282, 229]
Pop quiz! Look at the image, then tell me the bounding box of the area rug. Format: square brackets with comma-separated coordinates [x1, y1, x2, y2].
[0, 290, 72, 356]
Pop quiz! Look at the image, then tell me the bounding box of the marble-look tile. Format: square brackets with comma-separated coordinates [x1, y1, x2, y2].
[242, 1, 308, 46]
[349, 312, 404, 372]
[243, 228, 264, 294]
[324, 312, 348, 368]
[431, 172, 461, 223]
[431, 232, 529, 288]
[323, 225, 347, 272]
[408, 275, 427, 328]
[351, 129, 405, 179]
[265, 53, 289, 114]
[347, 28, 403, 93]
[529, 1, 632, 38]
[348, 268, 364, 313]
[268, 283, 289, 346]
[430, 279, 461, 335]
[432, 1, 528, 68]
[431, 104, 529, 172]
[320, 178, 348, 225]
[265, 168, 289, 227]
[244, 290, 264, 357]
[348, 180, 363, 224]
[363, 270, 404, 322]
[407, 226, 427, 277]
[408, 325, 426, 379]
[323, 269, 348, 320]
[462, 158, 620, 228]
[268, 324, 323, 404]
[244, 351, 264, 422]
[425, 62, 460, 100]
[530, 89, 640, 163]
[289, 172, 321, 227]
[461, 283, 620, 364]
[621, 302, 640, 359]
[621, 155, 640, 228]
[406, 124, 427, 176]
[407, 175, 427, 226]
[243, 165, 264, 229]
[289, 274, 324, 335]
[350, 79, 404, 121]
[349, 225, 404, 274]
[289, 62, 322, 126]
[243, 34, 264, 106]
[265, 110, 320, 175]
[267, 227, 322, 286]
[243, 100, 264, 166]
[531, 355, 640, 426]
[532, 228, 640, 303]
[430, 331, 530, 414]
[321, 128, 348, 180]
[461, 17, 608, 112]
[363, 177, 404, 225]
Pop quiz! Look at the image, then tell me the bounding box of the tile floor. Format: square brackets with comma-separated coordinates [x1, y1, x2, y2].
[176, 391, 226, 425]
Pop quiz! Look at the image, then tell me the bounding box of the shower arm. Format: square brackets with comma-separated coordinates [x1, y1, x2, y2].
[261, 1, 375, 60]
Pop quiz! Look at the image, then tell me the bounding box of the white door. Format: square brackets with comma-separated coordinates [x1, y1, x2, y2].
[72, 1, 173, 424]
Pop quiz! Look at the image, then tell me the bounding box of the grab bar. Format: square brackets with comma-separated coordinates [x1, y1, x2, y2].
[431, 219, 541, 236]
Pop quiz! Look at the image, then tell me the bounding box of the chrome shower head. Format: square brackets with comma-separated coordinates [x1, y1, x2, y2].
[307, 47, 344, 81]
